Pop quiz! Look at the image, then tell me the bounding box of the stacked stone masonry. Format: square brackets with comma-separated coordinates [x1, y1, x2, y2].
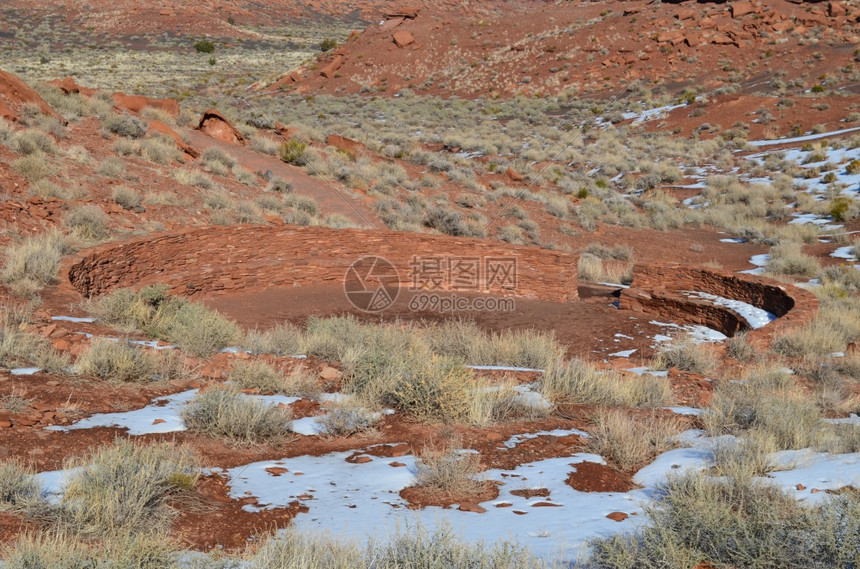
[66, 225, 579, 302]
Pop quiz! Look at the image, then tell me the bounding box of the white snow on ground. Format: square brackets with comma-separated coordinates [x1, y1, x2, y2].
[32, 418, 860, 564]
[46, 389, 200, 435]
[219, 451, 649, 561]
[502, 428, 589, 449]
[831, 245, 859, 262]
[620, 102, 686, 124]
[825, 414, 860, 425]
[745, 135, 860, 226]
[788, 213, 843, 231]
[720, 238, 746, 243]
[10, 367, 41, 375]
[664, 407, 704, 416]
[747, 126, 860, 147]
[624, 367, 669, 377]
[740, 253, 769, 275]
[608, 349, 637, 358]
[51, 316, 97, 323]
[467, 365, 545, 372]
[767, 449, 860, 504]
[649, 320, 728, 343]
[290, 416, 327, 436]
[683, 291, 777, 329]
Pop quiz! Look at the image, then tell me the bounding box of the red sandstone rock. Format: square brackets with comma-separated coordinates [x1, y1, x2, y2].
[326, 134, 361, 154]
[0, 69, 65, 124]
[389, 461, 406, 467]
[319, 366, 340, 380]
[196, 109, 246, 146]
[49, 76, 97, 96]
[113, 92, 179, 117]
[458, 502, 487, 513]
[731, 1, 755, 19]
[152, 418, 166, 425]
[379, 17, 405, 32]
[148, 119, 200, 158]
[796, 483, 805, 490]
[656, 30, 684, 43]
[606, 511, 629, 522]
[265, 467, 289, 476]
[829, 1, 846, 16]
[320, 55, 344, 78]
[393, 30, 415, 48]
[676, 8, 695, 20]
[505, 167, 525, 182]
[386, 6, 420, 19]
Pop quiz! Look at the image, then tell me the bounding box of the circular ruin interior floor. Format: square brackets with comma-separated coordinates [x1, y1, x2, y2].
[203, 282, 673, 360]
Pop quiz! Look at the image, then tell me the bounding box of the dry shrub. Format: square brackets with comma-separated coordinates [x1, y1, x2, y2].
[587, 409, 683, 470]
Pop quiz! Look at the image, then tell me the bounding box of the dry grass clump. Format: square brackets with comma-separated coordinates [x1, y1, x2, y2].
[725, 330, 756, 362]
[140, 136, 180, 165]
[0, 309, 69, 373]
[703, 368, 823, 451]
[422, 319, 563, 370]
[73, 339, 183, 383]
[63, 204, 111, 241]
[414, 439, 485, 495]
[318, 398, 379, 437]
[243, 322, 305, 356]
[1, 530, 179, 569]
[85, 284, 241, 356]
[467, 380, 550, 427]
[587, 409, 682, 471]
[772, 293, 860, 360]
[586, 473, 859, 569]
[765, 240, 820, 277]
[0, 459, 44, 514]
[58, 439, 197, 537]
[156, 299, 241, 357]
[112, 185, 141, 210]
[1, 229, 73, 297]
[172, 168, 215, 189]
[10, 152, 54, 181]
[102, 112, 146, 138]
[652, 334, 718, 375]
[578, 243, 634, 284]
[249, 523, 543, 569]
[181, 386, 292, 444]
[708, 430, 780, 481]
[230, 360, 321, 398]
[96, 156, 127, 178]
[10, 128, 57, 155]
[388, 355, 474, 423]
[540, 359, 673, 408]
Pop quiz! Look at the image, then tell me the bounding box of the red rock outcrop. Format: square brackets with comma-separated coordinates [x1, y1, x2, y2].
[113, 92, 180, 118]
[196, 109, 246, 146]
[319, 55, 344, 78]
[393, 30, 415, 48]
[326, 134, 362, 154]
[0, 70, 64, 124]
[148, 119, 200, 158]
[49, 77, 97, 97]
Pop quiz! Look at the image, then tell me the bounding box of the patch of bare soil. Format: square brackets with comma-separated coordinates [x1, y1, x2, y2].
[399, 481, 500, 512]
[171, 474, 307, 551]
[566, 461, 638, 493]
